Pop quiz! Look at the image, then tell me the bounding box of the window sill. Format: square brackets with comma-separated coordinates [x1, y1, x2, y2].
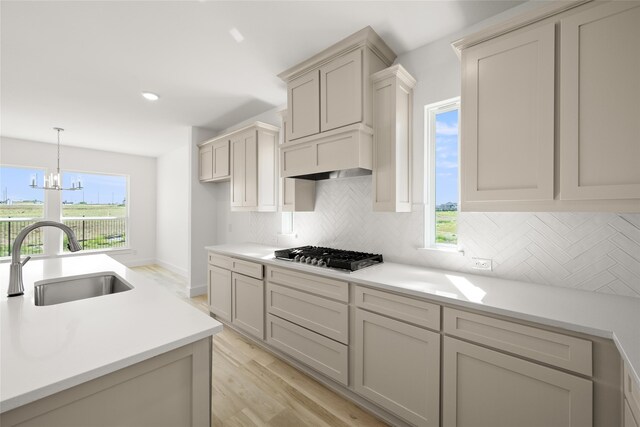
[417, 245, 465, 256]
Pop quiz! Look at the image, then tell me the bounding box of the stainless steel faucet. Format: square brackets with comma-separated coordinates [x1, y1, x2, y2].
[7, 221, 82, 297]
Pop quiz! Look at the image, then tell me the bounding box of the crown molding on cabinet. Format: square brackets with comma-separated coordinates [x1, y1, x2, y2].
[197, 121, 280, 147]
[277, 26, 396, 82]
[451, 0, 592, 57]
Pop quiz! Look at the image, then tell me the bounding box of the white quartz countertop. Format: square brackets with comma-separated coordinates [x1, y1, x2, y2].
[206, 243, 640, 386]
[0, 254, 222, 413]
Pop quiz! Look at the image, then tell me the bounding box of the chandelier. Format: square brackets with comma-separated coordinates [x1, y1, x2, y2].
[30, 128, 83, 191]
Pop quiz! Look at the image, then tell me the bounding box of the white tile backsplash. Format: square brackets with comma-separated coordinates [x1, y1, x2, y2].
[249, 176, 640, 298]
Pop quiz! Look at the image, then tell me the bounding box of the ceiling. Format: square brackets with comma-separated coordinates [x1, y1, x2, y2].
[1, 1, 523, 158]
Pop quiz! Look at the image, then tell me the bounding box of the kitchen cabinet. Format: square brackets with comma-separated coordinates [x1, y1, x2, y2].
[278, 109, 316, 211]
[460, 23, 555, 206]
[0, 338, 212, 427]
[320, 49, 363, 132]
[265, 266, 349, 386]
[442, 336, 592, 427]
[232, 272, 264, 340]
[355, 308, 440, 427]
[198, 138, 230, 182]
[625, 362, 640, 427]
[208, 264, 231, 322]
[560, 1, 640, 201]
[371, 65, 416, 212]
[207, 252, 265, 340]
[278, 26, 395, 179]
[279, 27, 394, 143]
[230, 122, 278, 212]
[455, 0, 640, 212]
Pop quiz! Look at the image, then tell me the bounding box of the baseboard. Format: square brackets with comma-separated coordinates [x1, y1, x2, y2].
[155, 259, 189, 278]
[188, 284, 207, 298]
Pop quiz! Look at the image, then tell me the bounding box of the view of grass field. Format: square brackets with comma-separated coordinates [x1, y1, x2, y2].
[0, 203, 127, 256]
[435, 210, 457, 245]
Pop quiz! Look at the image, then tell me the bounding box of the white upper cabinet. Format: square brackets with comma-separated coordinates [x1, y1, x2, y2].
[455, 0, 640, 212]
[320, 49, 363, 132]
[287, 71, 320, 141]
[560, 1, 640, 201]
[230, 122, 278, 212]
[279, 26, 396, 151]
[198, 138, 230, 182]
[461, 23, 555, 205]
[372, 65, 416, 212]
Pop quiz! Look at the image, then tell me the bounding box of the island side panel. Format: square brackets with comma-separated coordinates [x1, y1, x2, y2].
[1, 337, 212, 427]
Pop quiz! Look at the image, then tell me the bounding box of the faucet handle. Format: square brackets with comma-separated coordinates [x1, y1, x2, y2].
[21, 256, 32, 267]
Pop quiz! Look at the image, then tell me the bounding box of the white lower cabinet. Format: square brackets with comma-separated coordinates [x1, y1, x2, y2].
[231, 272, 264, 340]
[208, 265, 231, 322]
[627, 400, 640, 427]
[442, 336, 593, 427]
[624, 362, 640, 427]
[354, 308, 440, 427]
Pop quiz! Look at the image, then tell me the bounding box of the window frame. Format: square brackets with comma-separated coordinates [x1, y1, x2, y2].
[424, 97, 461, 249]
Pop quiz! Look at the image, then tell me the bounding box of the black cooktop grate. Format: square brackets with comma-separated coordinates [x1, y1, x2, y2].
[274, 246, 383, 271]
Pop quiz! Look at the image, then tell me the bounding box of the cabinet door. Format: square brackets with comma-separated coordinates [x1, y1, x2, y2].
[442, 337, 592, 427]
[243, 131, 258, 207]
[320, 49, 362, 132]
[257, 129, 276, 211]
[211, 139, 230, 179]
[627, 399, 640, 427]
[208, 265, 231, 322]
[198, 144, 213, 181]
[355, 309, 440, 427]
[461, 24, 555, 204]
[287, 70, 320, 141]
[230, 135, 245, 207]
[560, 2, 640, 200]
[231, 273, 264, 340]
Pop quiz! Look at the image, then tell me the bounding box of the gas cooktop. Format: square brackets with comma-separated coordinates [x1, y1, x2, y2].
[274, 246, 383, 272]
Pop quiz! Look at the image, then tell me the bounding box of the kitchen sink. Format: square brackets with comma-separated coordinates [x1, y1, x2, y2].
[34, 273, 133, 306]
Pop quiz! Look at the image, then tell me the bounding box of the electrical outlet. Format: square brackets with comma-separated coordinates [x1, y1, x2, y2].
[472, 257, 492, 271]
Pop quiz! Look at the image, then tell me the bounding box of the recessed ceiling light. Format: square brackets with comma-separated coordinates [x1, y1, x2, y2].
[229, 27, 244, 43]
[142, 91, 159, 101]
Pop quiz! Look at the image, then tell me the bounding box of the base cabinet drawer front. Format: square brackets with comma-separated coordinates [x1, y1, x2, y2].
[231, 273, 264, 340]
[232, 258, 263, 280]
[355, 286, 440, 331]
[443, 308, 592, 376]
[266, 314, 348, 386]
[208, 265, 232, 322]
[267, 282, 348, 344]
[627, 399, 640, 427]
[442, 337, 592, 427]
[209, 253, 233, 270]
[266, 266, 348, 302]
[355, 309, 440, 427]
[625, 362, 640, 423]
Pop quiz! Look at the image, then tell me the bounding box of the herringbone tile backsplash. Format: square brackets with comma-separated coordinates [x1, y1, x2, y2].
[250, 176, 640, 298]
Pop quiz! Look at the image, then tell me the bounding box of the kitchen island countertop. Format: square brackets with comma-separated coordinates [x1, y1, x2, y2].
[0, 254, 222, 413]
[206, 242, 640, 386]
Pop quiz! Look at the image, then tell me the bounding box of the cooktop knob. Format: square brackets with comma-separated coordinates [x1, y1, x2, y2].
[306, 257, 313, 264]
[294, 255, 300, 262]
[311, 258, 318, 265]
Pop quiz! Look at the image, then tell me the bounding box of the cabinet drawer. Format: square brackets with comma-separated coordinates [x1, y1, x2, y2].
[355, 286, 440, 331]
[208, 253, 232, 270]
[231, 258, 263, 280]
[266, 314, 348, 386]
[443, 308, 592, 376]
[625, 362, 640, 423]
[267, 282, 348, 344]
[266, 267, 348, 302]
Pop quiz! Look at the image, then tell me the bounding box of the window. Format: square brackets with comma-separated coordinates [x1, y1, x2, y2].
[425, 98, 460, 248]
[0, 166, 46, 256]
[61, 172, 128, 251]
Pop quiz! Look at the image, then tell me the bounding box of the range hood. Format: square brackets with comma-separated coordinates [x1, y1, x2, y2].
[280, 124, 373, 181]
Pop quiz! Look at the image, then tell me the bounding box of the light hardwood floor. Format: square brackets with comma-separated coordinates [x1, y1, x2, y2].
[132, 265, 389, 427]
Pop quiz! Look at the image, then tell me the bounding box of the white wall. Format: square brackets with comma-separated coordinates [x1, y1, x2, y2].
[156, 137, 190, 276]
[188, 126, 218, 296]
[1, 136, 157, 266]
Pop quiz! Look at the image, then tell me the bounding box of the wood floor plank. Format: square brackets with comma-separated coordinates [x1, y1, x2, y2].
[131, 265, 390, 427]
